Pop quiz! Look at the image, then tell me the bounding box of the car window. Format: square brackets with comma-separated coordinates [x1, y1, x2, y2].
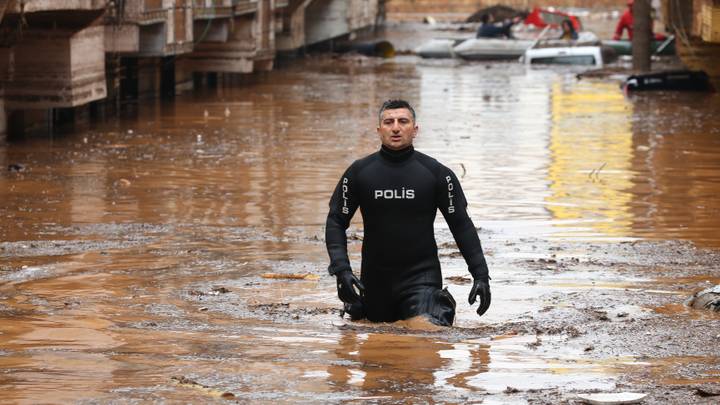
[530, 55, 596, 65]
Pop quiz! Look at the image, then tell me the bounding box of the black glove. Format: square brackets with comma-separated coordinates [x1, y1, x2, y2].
[468, 278, 491, 317]
[335, 270, 365, 305]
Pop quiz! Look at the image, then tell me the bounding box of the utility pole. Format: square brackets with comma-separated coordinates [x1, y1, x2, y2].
[632, 0, 652, 72]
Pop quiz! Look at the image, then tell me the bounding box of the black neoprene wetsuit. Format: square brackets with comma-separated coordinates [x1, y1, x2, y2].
[325, 145, 490, 324]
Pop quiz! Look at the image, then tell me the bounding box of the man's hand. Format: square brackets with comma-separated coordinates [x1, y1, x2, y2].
[468, 278, 491, 317]
[335, 270, 365, 304]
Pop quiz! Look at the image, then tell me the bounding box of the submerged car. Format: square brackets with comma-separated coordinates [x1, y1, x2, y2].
[524, 45, 617, 67]
[522, 33, 616, 67]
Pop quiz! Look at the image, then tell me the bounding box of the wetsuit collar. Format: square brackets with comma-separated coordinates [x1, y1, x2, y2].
[379, 144, 415, 163]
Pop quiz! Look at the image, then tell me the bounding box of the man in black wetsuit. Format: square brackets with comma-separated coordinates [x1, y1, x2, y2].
[325, 99, 491, 326]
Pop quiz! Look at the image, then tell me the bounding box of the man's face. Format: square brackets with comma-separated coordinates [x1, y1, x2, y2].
[377, 108, 418, 150]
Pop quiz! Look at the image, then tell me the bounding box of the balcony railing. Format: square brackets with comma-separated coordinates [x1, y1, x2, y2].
[232, 0, 257, 15]
[193, 6, 233, 19]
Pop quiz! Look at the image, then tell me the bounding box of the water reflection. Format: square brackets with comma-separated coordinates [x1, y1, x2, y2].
[627, 91, 720, 247]
[546, 79, 635, 239]
[0, 351, 118, 404]
[328, 331, 490, 396]
[418, 63, 553, 223]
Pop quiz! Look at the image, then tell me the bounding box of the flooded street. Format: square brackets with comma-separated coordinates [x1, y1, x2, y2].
[2, 30, 720, 403]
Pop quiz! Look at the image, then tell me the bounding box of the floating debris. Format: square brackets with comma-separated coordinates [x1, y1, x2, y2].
[260, 273, 320, 280]
[211, 286, 230, 294]
[695, 388, 720, 397]
[624, 70, 712, 92]
[170, 376, 235, 400]
[686, 285, 720, 311]
[588, 162, 607, 181]
[8, 163, 26, 172]
[577, 392, 647, 404]
[445, 275, 472, 284]
[115, 178, 132, 188]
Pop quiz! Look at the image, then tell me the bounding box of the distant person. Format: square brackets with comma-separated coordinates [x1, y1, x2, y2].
[559, 19, 579, 40]
[613, 0, 666, 41]
[476, 14, 518, 39]
[325, 99, 491, 326]
[614, 0, 634, 40]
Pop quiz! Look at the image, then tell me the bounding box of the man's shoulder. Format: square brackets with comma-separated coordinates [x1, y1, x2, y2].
[346, 151, 380, 175]
[414, 150, 448, 173]
[356, 150, 379, 165]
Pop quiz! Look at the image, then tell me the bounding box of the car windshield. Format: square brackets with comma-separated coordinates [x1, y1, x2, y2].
[530, 55, 596, 65]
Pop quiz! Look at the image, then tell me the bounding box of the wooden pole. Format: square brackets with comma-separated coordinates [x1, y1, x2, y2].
[632, 0, 652, 72]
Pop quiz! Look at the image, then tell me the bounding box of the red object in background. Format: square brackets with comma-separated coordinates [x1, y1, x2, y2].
[613, 8, 667, 41]
[524, 7, 582, 31]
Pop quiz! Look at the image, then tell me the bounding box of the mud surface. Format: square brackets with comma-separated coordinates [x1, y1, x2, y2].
[2, 24, 720, 404]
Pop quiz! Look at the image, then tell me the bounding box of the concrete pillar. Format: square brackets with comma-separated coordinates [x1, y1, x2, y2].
[137, 58, 162, 99]
[187, 12, 256, 73]
[0, 46, 7, 137]
[276, 0, 312, 52]
[4, 26, 106, 109]
[52, 104, 91, 134]
[174, 56, 195, 93]
[6, 110, 24, 139]
[160, 56, 176, 98]
[0, 93, 5, 138]
[254, 0, 276, 71]
[305, 0, 350, 46]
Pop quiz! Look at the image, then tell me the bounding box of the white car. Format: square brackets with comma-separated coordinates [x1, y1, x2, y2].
[524, 45, 615, 67]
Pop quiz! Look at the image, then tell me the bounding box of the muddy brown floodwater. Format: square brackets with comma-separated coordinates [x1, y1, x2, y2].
[2, 27, 720, 404]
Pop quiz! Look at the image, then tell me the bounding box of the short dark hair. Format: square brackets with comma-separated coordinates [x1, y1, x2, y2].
[378, 99, 416, 123]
